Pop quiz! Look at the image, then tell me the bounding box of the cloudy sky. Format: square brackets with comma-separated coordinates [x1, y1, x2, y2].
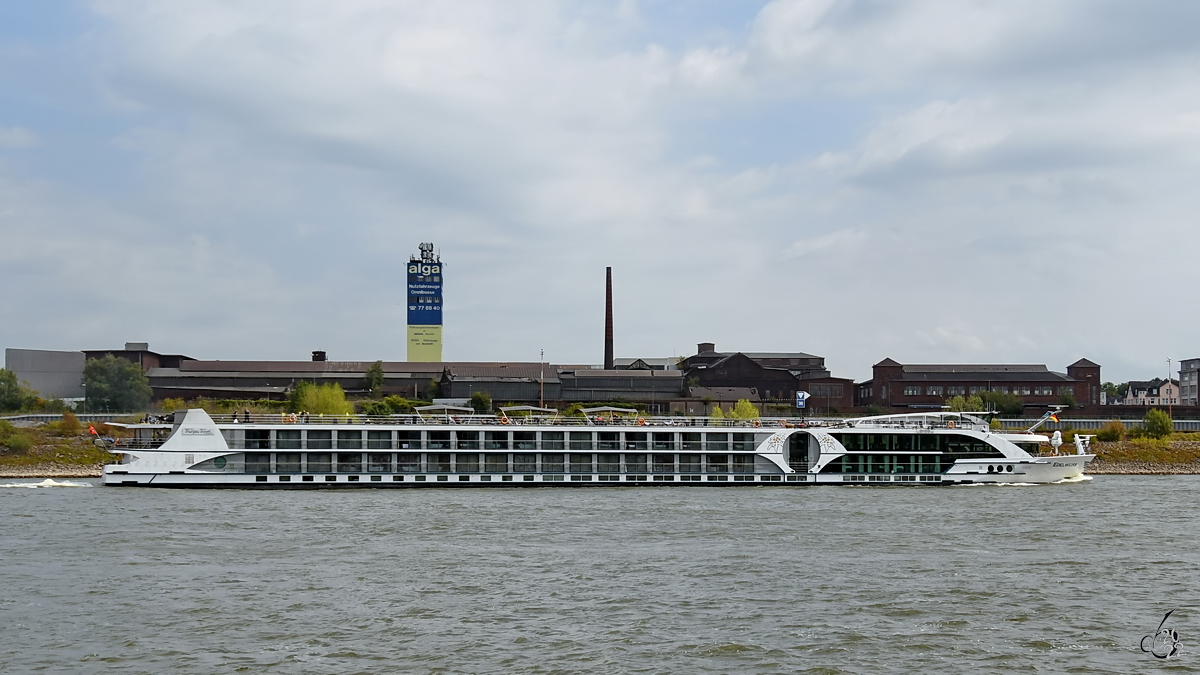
[1, 1, 1197, 383]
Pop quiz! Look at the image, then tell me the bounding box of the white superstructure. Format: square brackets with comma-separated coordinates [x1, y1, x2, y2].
[102, 409, 1093, 488]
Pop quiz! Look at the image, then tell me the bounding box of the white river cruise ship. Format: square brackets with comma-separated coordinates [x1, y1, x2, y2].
[100, 406, 1093, 487]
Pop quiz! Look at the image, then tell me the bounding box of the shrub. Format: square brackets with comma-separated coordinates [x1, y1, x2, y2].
[710, 404, 725, 419]
[470, 391, 492, 413]
[59, 411, 82, 436]
[1142, 409, 1173, 439]
[288, 381, 353, 415]
[1096, 420, 1127, 442]
[158, 397, 187, 412]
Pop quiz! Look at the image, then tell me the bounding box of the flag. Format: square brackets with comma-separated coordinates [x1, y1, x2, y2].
[1048, 413, 1059, 423]
[88, 424, 97, 435]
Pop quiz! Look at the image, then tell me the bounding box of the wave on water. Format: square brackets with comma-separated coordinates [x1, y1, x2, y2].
[0, 479, 92, 489]
[957, 481, 1039, 487]
[1054, 474, 1093, 483]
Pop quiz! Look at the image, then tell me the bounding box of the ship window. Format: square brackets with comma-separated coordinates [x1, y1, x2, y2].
[513, 454, 536, 472]
[337, 430, 362, 449]
[484, 431, 509, 449]
[569, 454, 593, 473]
[397, 453, 421, 472]
[397, 431, 422, 449]
[367, 431, 392, 449]
[732, 455, 755, 473]
[541, 432, 565, 450]
[679, 454, 701, 473]
[337, 453, 362, 472]
[892, 435, 915, 451]
[706, 433, 728, 451]
[455, 431, 479, 450]
[276, 430, 301, 450]
[597, 454, 620, 473]
[455, 454, 479, 473]
[706, 454, 728, 473]
[652, 433, 674, 450]
[306, 430, 332, 450]
[624, 454, 648, 473]
[368, 453, 392, 473]
[867, 434, 890, 451]
[624, 433, 648, 450]
[246, 430, 270, 449]
[652, 454, 674, 473]
[276, 453, 301, 473]
[732, 434, 754, 451]
[541, 454, 564, 473]
[245, 453, 271, 473]
[428, 431, 451, 449]
[428, 453, 451, 472]
[681, 433, 702, 451]
[485, 454, 509, 472]
[597, 432, 619, 450]
[307, 453, 332, 472]
[512, 432, 536, 450]
[569, 432, 594, 450]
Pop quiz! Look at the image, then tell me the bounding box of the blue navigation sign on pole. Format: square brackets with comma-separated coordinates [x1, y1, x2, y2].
[796, 391, 810, 409]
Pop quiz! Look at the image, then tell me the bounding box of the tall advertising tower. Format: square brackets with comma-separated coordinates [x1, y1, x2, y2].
[407, 242, 443, 362]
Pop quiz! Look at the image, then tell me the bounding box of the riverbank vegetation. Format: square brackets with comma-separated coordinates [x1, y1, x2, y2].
[0, 413, 123, 473]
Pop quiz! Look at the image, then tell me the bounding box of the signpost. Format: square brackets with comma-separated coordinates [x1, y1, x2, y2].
[796, 391, 810, 422]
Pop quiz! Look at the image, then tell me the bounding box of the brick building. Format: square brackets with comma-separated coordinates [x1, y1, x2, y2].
[856, 358, 1101, 410]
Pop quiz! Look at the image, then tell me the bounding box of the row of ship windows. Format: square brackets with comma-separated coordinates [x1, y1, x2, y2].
[829, 433, 998, 453]
[224, 430, 762, 451]
[900, 385, 1074, 397]
[830, 454, 947, 474]
[256, 474, 797, 483]
[233, 452, 762, 474]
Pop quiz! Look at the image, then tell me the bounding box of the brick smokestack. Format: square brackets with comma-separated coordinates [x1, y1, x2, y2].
[604, 267, 614, 370]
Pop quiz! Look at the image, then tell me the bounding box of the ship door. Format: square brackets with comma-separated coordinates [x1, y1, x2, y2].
[787, 433, 809, 472]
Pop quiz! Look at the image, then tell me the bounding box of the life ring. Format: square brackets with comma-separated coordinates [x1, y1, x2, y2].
[637, 417, 647, 426]
[500, 417, 510, 425]
[753, 420, 761, 428]
[947, 420, 956, 429]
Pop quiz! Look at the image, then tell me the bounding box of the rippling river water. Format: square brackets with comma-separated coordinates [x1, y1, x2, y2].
[2, 476, 1199, 673]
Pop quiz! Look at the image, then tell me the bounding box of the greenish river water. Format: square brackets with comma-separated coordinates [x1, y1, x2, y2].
[1, 476, 1197, 673]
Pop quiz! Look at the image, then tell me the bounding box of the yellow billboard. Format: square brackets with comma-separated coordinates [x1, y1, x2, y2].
[407, 325, 442, 362]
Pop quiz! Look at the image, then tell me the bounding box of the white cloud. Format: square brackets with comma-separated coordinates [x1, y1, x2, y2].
[0, 127, 39, 148]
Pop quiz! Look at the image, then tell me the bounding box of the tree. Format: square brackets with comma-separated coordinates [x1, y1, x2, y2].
[1101, 382, 1128, 401]
[729, 399, 760, 419]
[289, 381, 353, 415]
[0, 369, 37, 412]
[363, 360, 385, 398]
[84, 355, 152, 412]
[1142, 408, 1173, 439]
[946, 395, 984, 412]
[980, 391, 1024, 416]
[470, 391, 492, 413]
[710, 404, 725, 419]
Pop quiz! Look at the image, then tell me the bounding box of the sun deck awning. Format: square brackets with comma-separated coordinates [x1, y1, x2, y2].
[579, 406, 639, 414]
